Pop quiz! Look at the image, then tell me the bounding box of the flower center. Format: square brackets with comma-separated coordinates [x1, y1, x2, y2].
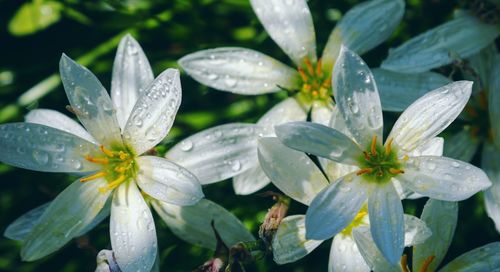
[356, 136, 406, 183]
[80, 145, 137, 193]
[341, 205, 368, 235]
[295, 58, 332, 106]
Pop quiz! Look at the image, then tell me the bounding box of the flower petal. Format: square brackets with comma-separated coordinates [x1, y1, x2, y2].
[111, 34, 154, 130]
[275, 121, 361, 165]
[381, 14, 500, 73]
[272, 215, 323, 264]
[21, 178, 111, 261]
[412, 199, 458, 272]
[96, 249, 121, 272]
[368, 183, 404, 264]
[373, 68, 452, 112]
[388, 81, 472, 152]
[166, 123, 263, 185]
[482, 143, 500, 233]
[250, 0, 316, 65]
[322, 0, 404, 71]
[333, 46, 383, 147]
[257, 97, 307, 136]
[258, 137, 329, 205]
[439, 242, 500, 272]
[179, 48, 299, 95]
[305, 173, 369, 240]
[489, 54, 500, 148]
[409, 137, 444, 157]
[60, 54, 122, 146]
[25, 109, 96, 144]
[352, 227, 401, 272]
[328, 233, 370, 272]
[123, 68, 181, 155]
[151, 199, 254, 250]
[443, 129, 479, 162]
[399, 156, 491, 201]
[135, 156, 203, 206]
[232, 166, 270, 195]
[403, 214, 432, 246]
[311, 102, 334, 126]
[4, 202, 50, 241]
[0, 123, 99, 173]
[111, 182, 157, 272]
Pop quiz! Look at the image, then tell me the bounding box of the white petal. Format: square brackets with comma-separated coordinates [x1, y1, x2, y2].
[272, 215, 323, 264]
[21, 178, 111, 261]
[4, 202, 50, 241]
[135, 156, 203, 206]
[152, 199, 254, 250]
[412, 199, 458, 272]
[482, 143, 500, 233]
[0, 123, 99, 173]
[373, 68, 452, 112]
[399, 156, 491, 201]
[111, 182, 157, 272]
[232, 166, 270, 195]
[388, 81, 472, 152]
[333, 46, 383, 147]
[322, 0, 404, 71]
[403, 214, 432, 246]
[96, 249, 121, 272]
[489, 54, 500, 148]
[111, 34, 154, 130]
[439, 242, 500, 272]
[368, 183, 404, 264]
[25, 109, 96, 144]
[328, 233, 370, 272]
[275, 121, 361, 165]
[444, 129, 479, 162]
[258, 137, 328, 205]
[123, 69, 181, 155]
[250, 0, 316, 65]
[381, 14, 500, 73]
[306, 173, 369, 240]
[352, 227, 401, 272]
[409, 137, 444, 157]
[257, 97, 307, 136]
[166, 123, 263, 185]
[60, 54, 122, 147]
[179, 48, 299, 95]
[311, 102, 334, 126]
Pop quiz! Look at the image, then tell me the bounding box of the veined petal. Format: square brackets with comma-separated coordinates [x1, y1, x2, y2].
[60, 54, 122, 147]
[439, 242, 500, 272]
[135, 156, 203, 206]
[111, 182, 157, 272]
[250, 0, 316, 65]
[322, 0, 404, 71]
[372, 68, 452, 112]
[403, 215, 432, 246]
[25, 109, 96, 144]
[272, 215, 323, 264]
[368, 183, 404, 264]
[275, 122, 361, 165]
[179, 48, 299, 95]
[166, 123, 264, 185]
[388, 81, 472, 152]
[123, 69, 181, 155]
[4, 202, 50, 241]
[311, 102, 334, 126]
[306, 173, 370, 240]
[412, 199, 458, 272]
[21, 178, 111, 261]
[398, 156, 491, 201]
[257, 97, 307, 136]
[352, 227, 401, 272]
[409, 137, 444, 157]
[232, 166, 270, 195]
[482, 143, 500, 232]
[489, 54, 500, 148]
[333, 46, 383, 147]
[328, 233, 370, 272]
[381, 14, 500, 73]
[0, 123, 99, 173]
[444, 129, 479, 162]
[111, 34, 154, 130]
[258, 137, 329, 205]
[151, 199, 254, 250]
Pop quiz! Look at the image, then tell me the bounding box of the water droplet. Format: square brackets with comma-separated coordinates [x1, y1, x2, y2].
[452, 161, 460, 168]
[33, 150, 49, 165]
[231, 160, 241, 171]
[224, 76, 237, 88]
[426, 161, 436, 170]
[347, 97, 359, 114]
[16, 147, 26, 154]
[180, 140, 193, 151]
[207, 73, 218, 80]
[134, 117, 143, 127]
[72, 159, 83, 170]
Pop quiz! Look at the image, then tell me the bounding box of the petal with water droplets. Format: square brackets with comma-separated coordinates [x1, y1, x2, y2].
[257, 97, 307, 136]
[328, 233, 370, 272]
[439, 242, 500, 272]
[232, 166, 270, 195]
[351, 227, 401, 272]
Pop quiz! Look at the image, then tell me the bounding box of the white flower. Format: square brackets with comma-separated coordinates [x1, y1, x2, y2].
[273, 46, 491, 264]
[0, 35, 203, 272]
[178, 0, 405, 195]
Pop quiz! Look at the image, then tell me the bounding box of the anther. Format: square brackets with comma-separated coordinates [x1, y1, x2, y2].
[363, 151, 371, 160]
[80, 171, 106, 182]
[402, 155, 409, 161]
[99, 175, 127, 193]
[389, 168, 405, 175]
[356, 168, 373, 176]
[99, 145, 115, 158]
[312, 90, 319, 97]
[118, 151, 129, 160]
[400, 254, 409, 272]
[315, 59, 323, 77]
[85, 155, 109, 164]
[303, 84, 312, 92]
[370, 135, 377, 156]
[418, 255, 435, 272]
[385, 138, 394, 156]
[298, 67, 308, 82]
[304, 59, 314, 75]
[321, 76, 331, 87]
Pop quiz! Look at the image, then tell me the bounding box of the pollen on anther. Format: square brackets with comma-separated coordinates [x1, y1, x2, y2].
[370, 135, 378, 156]
[80, 171, 106, 182]
[85, 155, 109, 164]
[385, 138, 394, 155]
[100, 145, 115, 157]
[356, 168, 373, 176]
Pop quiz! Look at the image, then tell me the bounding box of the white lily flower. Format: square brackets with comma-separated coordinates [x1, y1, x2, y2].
[274, 46, 491, 264]
[0, 35, 203, 272]
[178, 0, 405, 194]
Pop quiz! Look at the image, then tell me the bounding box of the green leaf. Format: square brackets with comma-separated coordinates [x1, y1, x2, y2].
[8, 0, 63, 36]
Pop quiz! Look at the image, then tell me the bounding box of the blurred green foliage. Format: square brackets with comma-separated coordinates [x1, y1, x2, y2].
[0, 0, 498, 271]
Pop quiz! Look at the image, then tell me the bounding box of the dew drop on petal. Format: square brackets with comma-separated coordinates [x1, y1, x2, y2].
[33, 150, 49, 165]
[180, 140, 193, 152]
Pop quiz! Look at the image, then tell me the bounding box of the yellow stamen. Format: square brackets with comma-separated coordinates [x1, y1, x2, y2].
[298, 67, 308, 82]
[402, 155, 409, 161]
[304, 58, 314, 75]
[312, 90, 319, 97]
[418, 255, 435, 272]
[363, 151, 371, 160]
[400, 254, 409, 272]
[354, 210, 367, 221]
[303, 84, 312, 92]
[321, 75, 331, 88]
[85, 155, 109, 164]
[316, 59, 323, 77]
[118, 151, 129, 160]
[114, 163, 132, 173]
[80, 171, 106, 182]
[98, 175, 127, 193]
[100, 145, 115, 158]
[389, 168, 405, 175]
[371, 135, 377, 156]
[385, 138, 394, 156]
[356, 168, 373, 176]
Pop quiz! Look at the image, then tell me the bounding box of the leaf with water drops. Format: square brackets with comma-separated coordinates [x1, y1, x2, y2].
[329, 233, 370, 272]
[439, 242, 500, 272]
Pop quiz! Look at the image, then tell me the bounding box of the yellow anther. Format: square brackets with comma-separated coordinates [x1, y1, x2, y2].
[114, 162, 132, 173]
[118, 151, 129, 160]
[98, 175, 127, 193]
[400, 254, 409, 272]
[303, 84, 312, 92]
[418, 255, 435, 272]
[389, 168, 405, 175]
[85, 155, 109, 165]
[316, 59, 323, 77]
[80, 171, 107, 182]
[402, 155, 409, 161]
[353, 210, 367, 221]
[371, 135, 378, 156]
[363, 151, 371, 161]
[312, 90, 319, 97]
[321, 76, 331, 87]
[298, 67, 308, 82]
[99, 145, 115, 158]
[304, 58, 314, 75]
[385, 138, 394, 155]
[356, 168, 373, 176]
